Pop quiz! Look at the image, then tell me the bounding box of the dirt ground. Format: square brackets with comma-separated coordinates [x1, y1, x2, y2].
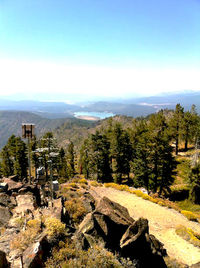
[90, 186, 200, 266]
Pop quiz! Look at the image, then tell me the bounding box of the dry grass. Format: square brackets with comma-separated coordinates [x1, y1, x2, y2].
[64, 198, 87, 223]
[45, 238, 129, 268]
[181, 210, 200, 222]
[104, 183, 180, 211]
[45, 217, 66, 239]
[176, 225, 200, 248]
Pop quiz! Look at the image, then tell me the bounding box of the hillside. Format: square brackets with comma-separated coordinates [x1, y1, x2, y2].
[54, 115, 133, 149]
[0, 111, 95, 149]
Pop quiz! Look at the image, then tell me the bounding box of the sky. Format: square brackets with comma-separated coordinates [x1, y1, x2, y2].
[0, 0, 200, 101]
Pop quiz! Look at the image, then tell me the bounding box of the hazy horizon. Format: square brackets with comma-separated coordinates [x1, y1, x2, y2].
[0, 0, 200, 100]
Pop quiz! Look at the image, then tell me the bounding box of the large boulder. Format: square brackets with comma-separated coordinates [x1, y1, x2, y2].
[42, 198, 63, 221]
[0, 250, 9, 268]
[76, 196, 134, 250]
[0, 206, 12, 227]
[120, 218, 167, 267]
[191, 263, 200, 268]
[0, 193, 11, 207]
[77, 196, 167, 267]
[22, 235, 49, 268]
[93, 196, 134, 250]
[14, 194, 37, 214]
[3, 178, 23, 193]
[0, 183, 8, 193]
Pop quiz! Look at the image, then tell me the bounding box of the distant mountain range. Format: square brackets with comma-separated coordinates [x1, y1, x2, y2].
[0, 91, 200, 148]
[0, 111, 94, 149]
[0, 91, 199, 119]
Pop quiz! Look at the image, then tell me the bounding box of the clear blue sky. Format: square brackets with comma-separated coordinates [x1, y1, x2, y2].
[0, 0, 200, 100]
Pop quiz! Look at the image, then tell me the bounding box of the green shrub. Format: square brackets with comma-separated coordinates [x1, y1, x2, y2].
[65, 198, 87, 223]
[181, 210, 199, 222]
[68, 182, 78, 188]
[45, 239, 130, 268]
[175, 225, 200, 248]
[27, 218, 41, 232]
[45, 217, 66, 238]
[79, 178, 88, 184]
[10, 226, 39, 252]
[90, 180, 100, 187]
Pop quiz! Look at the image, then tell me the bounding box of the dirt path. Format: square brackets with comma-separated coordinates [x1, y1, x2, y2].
[90, 186, 200, 266]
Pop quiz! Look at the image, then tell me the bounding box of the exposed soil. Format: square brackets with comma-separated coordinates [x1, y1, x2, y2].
[90, 186, 200, 266]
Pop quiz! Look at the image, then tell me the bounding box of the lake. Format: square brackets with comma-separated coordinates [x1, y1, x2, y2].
[74, 111, 115, 120]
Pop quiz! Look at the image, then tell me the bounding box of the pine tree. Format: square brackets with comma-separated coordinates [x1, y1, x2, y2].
[1, 145, 14, 177]
[131, 112, 176, 194]
[110, 123, 132, 183]
[57, 147, 68, 179]
[169, 104, 184, 155]
[189, 163, 200, 204]
[80, 138, 93, 179]
[14, 138, 28, 178]
[149, 111, 176, 193]
[131, 120, 152, 192]
[67, 141, 75, 178]
[90, 131, 112, 182]
[181, 106, 199, 151]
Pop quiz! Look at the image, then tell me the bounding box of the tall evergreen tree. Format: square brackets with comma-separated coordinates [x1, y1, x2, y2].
[67, 141, 75, 178]
[80, 138, 93, 179]
[189, 163, 200, 204]
[169, 104, 184, 155]
[14, 138, 28, 178]
[131, 120, 152, 192]
[1, 136, 28, 178]
[57, 147, 68, 179]
[1, 145, 14, 177]
[110, 123, 132, 183]
[90, 131, 112, 182]
[149, 111, 176, 193]
[181, 106, 199, 151]
[132, 112, 176, 194]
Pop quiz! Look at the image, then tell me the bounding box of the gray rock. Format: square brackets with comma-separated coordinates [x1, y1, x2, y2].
[191, 262, 200, 268]
[0, 206, 12, 227]
[22, 235, 49, 268]
[0, 183, 8, 193]
[0, 250, 9, 268]
[3, 178, 23, 192]
[0, 193, 11, 207]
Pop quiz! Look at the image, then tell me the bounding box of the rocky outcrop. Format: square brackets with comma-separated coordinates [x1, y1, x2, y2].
[120, 218, 166, 267]
[0, 250, 9, 268]
[75, 197, 134, 249]
[76, 196, 167, 267]
[191, 263, 200, 268]
[0, 206, 12, 227]
[3, 178, 23, 193]
[0, 178, 168, 268]
[14, 194, 37, 214]
[22, 235, 49, 268]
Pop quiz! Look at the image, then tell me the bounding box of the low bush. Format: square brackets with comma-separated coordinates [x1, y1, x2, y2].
[68, 182, 78, 188]
[65, 198, 87, 223]
[164, 256, 188, 268]
[13, 216, 25, 228]
[90, 180, 100, 187]
[175, 225, 200, 248]
[104, 183, 130, 192]
[45, 239, 131, 268]
[180, 210, 199, 222]
[10, 226, 39, 252]
[27, 218, 41, 232]
[78, 178, 88, 184]
[45, 217, 66, 239]
[103, 182, 181, 212]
